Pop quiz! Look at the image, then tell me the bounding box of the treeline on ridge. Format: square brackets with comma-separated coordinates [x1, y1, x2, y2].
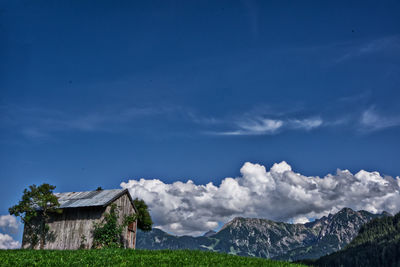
[303, 211, 400, 267]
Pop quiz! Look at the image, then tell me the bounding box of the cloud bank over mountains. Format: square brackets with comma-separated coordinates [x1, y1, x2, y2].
[121, 162, 400, 236]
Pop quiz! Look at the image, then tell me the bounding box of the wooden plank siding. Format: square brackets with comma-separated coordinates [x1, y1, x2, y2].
[108, 192, 137, 249]
[22, 191, 137, 250]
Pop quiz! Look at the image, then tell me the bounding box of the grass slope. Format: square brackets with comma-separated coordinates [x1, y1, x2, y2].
[0, 249, 306, 267]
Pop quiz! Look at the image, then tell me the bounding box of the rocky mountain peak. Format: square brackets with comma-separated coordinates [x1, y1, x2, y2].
[338, 207, 355, 214]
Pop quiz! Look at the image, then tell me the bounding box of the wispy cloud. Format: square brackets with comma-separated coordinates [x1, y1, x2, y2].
[338, 91, 372, 104]
[0, 105, 173, 140]
[186, 112, 221, 125]
[214, 116, 323, 136]
[220, 118, 284, 136]
[360, 107, 400, 132]
[3, 101, 399, 141]
[336, 35, 400, 63]
[289, 117, 323, 130]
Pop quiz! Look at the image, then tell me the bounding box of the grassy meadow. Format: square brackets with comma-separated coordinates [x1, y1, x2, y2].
[0, 249, 306, 267]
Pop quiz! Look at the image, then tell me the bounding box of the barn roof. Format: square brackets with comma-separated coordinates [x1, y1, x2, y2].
[54, 189, 134, 209]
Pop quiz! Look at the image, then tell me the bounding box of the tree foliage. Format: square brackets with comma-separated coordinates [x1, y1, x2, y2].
[133, 198, 153, 232]
[9, 183, 60, 249]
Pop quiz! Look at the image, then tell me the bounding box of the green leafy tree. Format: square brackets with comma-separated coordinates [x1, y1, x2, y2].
[133, 198, 153, 231]
[9, 183, 60, 249]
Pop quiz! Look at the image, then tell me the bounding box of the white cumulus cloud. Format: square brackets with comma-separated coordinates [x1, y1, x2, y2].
[0, 233, 20, 249]
[0, 215, 19, 234]
[121, 161, 400, 236]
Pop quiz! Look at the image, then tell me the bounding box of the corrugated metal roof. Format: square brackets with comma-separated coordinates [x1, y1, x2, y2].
[54, 189, 127, 208]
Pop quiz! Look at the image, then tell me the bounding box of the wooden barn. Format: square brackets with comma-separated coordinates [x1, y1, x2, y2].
[22, 188, 137, 250]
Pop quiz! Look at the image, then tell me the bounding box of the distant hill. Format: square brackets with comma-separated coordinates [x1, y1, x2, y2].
[309, 211, 400, 267]
[137, 207, 388, 260]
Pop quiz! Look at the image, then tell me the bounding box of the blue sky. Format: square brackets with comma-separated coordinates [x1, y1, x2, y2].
[1, 0, 400, 240]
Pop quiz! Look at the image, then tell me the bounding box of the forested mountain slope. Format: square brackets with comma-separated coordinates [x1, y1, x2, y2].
[309, 211, 400, 267]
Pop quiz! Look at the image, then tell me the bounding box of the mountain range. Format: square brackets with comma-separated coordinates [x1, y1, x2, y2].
[136, 208, 389, 260]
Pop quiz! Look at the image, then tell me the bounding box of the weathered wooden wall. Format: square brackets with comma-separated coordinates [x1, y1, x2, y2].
[109, 193, 137, 249]
[22, 192, 137, 250]
[22, 206, 105, 249]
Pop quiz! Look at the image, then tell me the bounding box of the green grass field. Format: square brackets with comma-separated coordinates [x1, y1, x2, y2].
[0, 249, 306, 266]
